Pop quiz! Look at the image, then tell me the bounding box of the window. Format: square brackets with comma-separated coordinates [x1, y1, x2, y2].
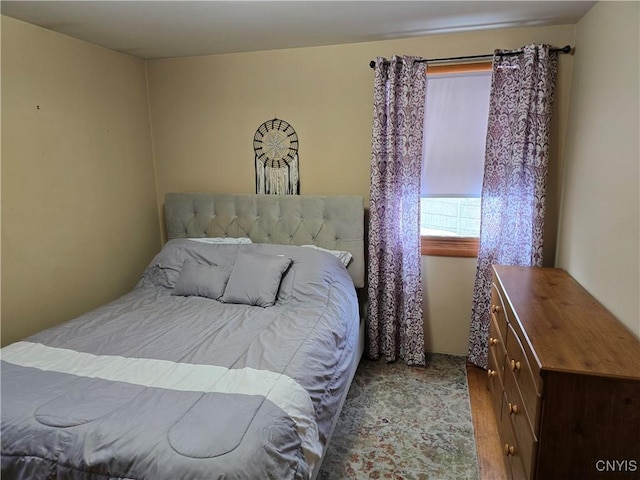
[421, 62, 492, 257]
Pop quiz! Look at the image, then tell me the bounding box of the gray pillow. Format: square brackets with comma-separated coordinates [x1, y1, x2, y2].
[222, 252, 292, 307]
[172, 260, 232, 301]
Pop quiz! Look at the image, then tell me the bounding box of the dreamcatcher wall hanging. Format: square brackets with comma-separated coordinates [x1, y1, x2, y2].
[253, 118, 299, 195]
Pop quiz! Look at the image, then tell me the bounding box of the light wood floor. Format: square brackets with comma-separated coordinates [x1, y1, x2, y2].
[466, 363, 509, 480]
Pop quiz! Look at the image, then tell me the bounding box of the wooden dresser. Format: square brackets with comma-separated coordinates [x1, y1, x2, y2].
[487, 265, 640, 480]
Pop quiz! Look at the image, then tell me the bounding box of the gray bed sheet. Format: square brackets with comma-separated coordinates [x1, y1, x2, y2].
[1, 240, 360, 480]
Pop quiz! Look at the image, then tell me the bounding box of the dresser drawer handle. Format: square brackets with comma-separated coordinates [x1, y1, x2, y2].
[491, 305, 502, 314]
[489, 337, 499, 347]
[510, 359, 521, 372]
[487, 369, 497, 379]
[508, 402, 519, 415]
[504, 444, 516, 456]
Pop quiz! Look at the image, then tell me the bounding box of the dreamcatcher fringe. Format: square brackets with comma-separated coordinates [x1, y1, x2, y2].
[255, 154, 299, 195]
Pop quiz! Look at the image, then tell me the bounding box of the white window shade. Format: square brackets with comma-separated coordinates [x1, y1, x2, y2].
[421, 71, 491, 197]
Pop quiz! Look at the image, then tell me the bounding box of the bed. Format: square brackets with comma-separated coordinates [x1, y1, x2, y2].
[1, 193, 365, 480]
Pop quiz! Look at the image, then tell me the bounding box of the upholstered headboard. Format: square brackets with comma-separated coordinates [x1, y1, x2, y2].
[164, 193, 365, 288]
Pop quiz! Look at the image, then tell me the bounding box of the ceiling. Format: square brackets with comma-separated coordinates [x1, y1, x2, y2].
[1, 1, 595, 60]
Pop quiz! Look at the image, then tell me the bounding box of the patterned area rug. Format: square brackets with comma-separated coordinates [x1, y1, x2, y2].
[318, 353, 479, 480]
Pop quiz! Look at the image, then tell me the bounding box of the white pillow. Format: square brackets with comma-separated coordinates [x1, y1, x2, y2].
[188, 237, 252, 244]
[301, 245, 353, 267]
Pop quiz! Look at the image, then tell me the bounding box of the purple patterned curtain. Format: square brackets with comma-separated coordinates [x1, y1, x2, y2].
[368, 56, 426, 366]
[468, 45, 559, 368]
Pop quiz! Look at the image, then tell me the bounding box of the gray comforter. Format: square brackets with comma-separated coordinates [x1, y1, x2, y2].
[1, 240, 359, 480]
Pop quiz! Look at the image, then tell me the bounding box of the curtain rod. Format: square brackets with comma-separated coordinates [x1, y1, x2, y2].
[368, 45, 572, 68]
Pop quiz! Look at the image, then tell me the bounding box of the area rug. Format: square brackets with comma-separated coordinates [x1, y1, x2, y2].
[318, 353, 479, 480]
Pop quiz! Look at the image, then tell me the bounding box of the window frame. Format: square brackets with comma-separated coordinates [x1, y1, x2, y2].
[421, 61, 491, 258]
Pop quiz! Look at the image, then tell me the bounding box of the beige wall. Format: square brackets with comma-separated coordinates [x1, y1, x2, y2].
[1, 16, 161, 346]
[556, 2, 640, 337]
[147, 24, 575, 354]
[422, 256, 478, 355]
[0, 15, 585, 354]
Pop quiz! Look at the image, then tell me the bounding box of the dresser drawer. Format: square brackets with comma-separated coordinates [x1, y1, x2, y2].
[504, 370, 538, 480]
[488, 312, 506, 382]
[505, 322, 540, 425]
[500, 393, 528, 480]
[487, 341, 505, 421]
[491, 283, 509, 341]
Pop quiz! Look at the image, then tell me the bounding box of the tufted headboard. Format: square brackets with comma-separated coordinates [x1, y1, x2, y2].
[164, 193, 365, 288]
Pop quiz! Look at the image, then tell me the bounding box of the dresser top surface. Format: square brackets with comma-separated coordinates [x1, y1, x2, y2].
[493, 265, 640, 381]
